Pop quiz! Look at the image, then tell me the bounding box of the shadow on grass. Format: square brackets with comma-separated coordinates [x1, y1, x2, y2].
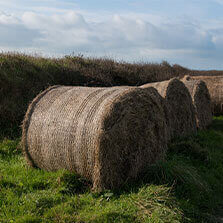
[106, 117, 223, 222]
[210, 116, 223, 132]
[56, 171, 91, 195]
[0, 125, 21, 141]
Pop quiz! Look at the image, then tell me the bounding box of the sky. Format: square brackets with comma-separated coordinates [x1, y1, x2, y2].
[1, 0, 223, 69]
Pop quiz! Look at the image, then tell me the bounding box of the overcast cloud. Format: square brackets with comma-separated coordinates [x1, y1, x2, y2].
[1, 1, 223, 69]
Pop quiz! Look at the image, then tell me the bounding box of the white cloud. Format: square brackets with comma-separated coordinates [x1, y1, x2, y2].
[1, 10, 223, 69]
[22, 11, 88, 30]
[0, 11, 19, 24]
[0, 12, 42, 48]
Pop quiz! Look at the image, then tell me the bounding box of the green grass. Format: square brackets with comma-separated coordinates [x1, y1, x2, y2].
[0, 116, 223, 223]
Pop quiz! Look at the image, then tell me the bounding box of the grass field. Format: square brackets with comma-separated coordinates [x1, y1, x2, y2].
[0, 116, 223, 223]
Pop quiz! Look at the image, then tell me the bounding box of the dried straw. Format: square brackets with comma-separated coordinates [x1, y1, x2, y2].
[184, 75, 223, 115]
[22, 85, 168, 191]
[140, 78, 197, 139]
[181, 79, 212, 129]
[141, 87, 172, 141]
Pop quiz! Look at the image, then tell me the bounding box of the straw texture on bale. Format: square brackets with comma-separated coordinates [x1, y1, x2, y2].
[140, 78, 197, 139]
[22, 85, 168, 191]
[184, 75, 223, 115]
[140, 87, 172, 141]
[181, 79, 212, 129]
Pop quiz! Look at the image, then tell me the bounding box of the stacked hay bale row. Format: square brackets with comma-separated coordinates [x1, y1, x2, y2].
[181, 77, 212, 129]
[22, 85, 168, 191]
[140, 78, 197, 139]
[22, 77, 213, 190]
[183, 75, 223, 115]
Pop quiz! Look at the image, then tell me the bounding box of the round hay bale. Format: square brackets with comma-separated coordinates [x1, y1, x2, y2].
[182, 79, 212, 129]
[141, 87, 172, 141]
[22, 85, 168, 191]
[140, 78, 197, 139]
[183, 76, 223, 115]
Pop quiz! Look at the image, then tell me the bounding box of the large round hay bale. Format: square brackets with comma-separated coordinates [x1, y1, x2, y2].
[181, 79, 212, 129]
[183, 75, 223, 115]
[22, 85, 168, 191]
[140, 78, 197, 139]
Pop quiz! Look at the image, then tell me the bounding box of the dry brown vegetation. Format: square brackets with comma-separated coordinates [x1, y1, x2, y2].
[181, 79, 212, 129]
[22, 85, 168, 190]
[0, 52, 222, 137]
[140, 78, 197, 139]
[184, 75, 223, 115]
[21, 78, 214, 190]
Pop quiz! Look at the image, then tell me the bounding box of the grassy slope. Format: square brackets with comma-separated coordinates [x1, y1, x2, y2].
[0, 116, 223, 223]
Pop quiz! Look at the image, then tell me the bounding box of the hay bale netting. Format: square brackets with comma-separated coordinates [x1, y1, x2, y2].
[140, 78, 197, 139]
[183, 75, 223, 115]
[22, 85, 168, 191]
[181, 79, 212, 129]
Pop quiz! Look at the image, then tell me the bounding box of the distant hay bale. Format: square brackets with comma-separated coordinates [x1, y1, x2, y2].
[182, 79, 212, 129]
[22, 85, 168, 191]
[183, 75, 223, 115]
[140, 78, 197, 139]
